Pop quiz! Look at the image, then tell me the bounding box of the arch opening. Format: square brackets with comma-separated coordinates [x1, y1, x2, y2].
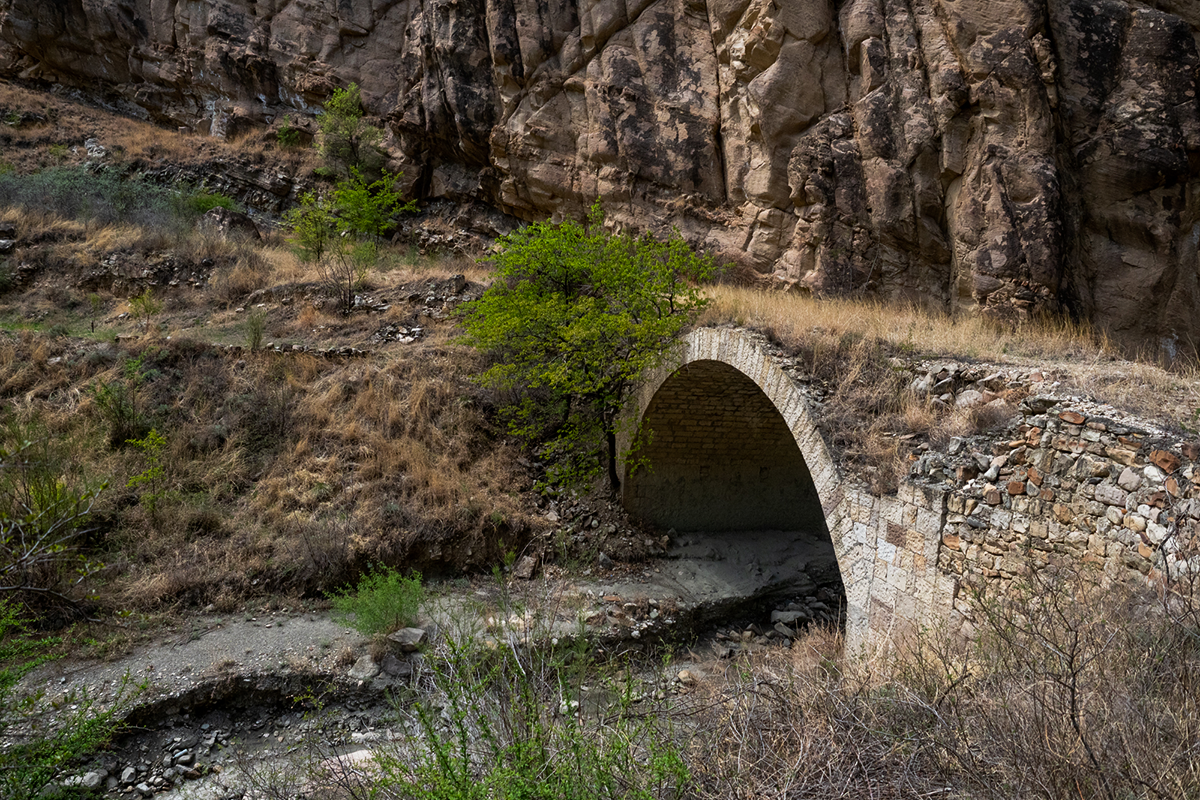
[622, 359, 845, 622]
[625, 360, 827, 532]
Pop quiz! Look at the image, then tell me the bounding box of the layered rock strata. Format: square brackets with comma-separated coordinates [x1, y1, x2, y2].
[1, 0, 1198, 347]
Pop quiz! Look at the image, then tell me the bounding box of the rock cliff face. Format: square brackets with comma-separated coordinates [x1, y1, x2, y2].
[1, 0, 1198, 348]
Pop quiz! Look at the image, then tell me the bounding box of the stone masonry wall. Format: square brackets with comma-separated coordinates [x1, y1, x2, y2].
[912, 398, 1200, 631]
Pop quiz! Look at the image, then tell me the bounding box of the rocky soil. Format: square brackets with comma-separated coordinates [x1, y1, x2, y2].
[1, 0, 1197, 350]
[24, 532, 843, 799]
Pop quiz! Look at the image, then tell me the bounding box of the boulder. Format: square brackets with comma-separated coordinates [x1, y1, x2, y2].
[347, 655, 379, 681]
[202, 207, 260, 240]
[386, 627, 427, 653]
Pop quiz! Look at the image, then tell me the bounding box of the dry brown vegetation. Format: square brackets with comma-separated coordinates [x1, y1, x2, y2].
[684, 559, 1200, 799]
[0, 79, 318, 176]
[702, 286, 1200, 492]
[0, 324, 533, 615]
[0, 184, 530, 615]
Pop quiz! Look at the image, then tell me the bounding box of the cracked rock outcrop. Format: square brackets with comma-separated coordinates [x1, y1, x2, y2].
[1, 0, 1198, 348]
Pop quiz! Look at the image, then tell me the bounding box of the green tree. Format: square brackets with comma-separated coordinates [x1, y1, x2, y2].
[285, 169, 416, 314]
[317, 83, 384, 177]
[460, 202, 718, 493]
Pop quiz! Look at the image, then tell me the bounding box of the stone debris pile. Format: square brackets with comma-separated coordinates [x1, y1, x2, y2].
[909, 361, 1046, 410]
[369, 323, 423, 344]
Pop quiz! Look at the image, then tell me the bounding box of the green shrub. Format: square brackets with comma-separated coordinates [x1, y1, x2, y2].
[0, 598, 137, 799]
[0, 167, 176, 228]
[126, 428, 168, 514]
[183, 190, 240, 216]
[328, 566, 422, 636]
[0, 168, 241, 231]
[0, 418, 106, 605]
[460, 200, 718, 492]
[317, 83, 385, 177]
[129, 287, 162, 332]
[91, 355, 152, 448]
[286, 169, 415, 314]
[275, 116, 301, 149]
[375, 634, 690, 800]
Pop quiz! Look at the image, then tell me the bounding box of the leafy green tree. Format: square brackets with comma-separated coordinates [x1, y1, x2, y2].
[317, 83, 384, 177]
[461, 202, 718, 493]
[286, 169, 416, 314]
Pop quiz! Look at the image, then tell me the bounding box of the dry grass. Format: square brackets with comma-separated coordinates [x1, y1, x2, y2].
[699, 286, 1200, 492]
[0, 308, 535, 612]
[684, 558, 1200, 800]
[701, 285, 1110, 364]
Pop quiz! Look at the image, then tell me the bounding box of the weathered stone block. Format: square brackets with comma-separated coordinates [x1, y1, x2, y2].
[1095, 484, 1128, 506]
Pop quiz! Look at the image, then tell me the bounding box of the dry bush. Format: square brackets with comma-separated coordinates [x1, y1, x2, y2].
[211, 252, 272, 305]
[940, 563, 1200, 800]
[1062, 359, 1200, 433]
[685, 627, 960, 799]
[252, 345, 527, 566]
[685, 557, 1200, 799]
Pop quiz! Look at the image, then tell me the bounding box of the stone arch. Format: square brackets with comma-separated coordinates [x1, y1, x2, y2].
[623, 359, 828, 532]
[617, 328, 844, 535]
[617, 329, 854, 630]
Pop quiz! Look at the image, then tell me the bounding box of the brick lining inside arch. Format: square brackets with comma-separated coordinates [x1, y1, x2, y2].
[624, 360, 827, 532]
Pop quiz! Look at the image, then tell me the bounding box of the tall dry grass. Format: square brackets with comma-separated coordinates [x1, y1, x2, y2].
[700, 285, 1109, 363]
[684, 557, 1200, 799]
[699, 287, 1200, 491]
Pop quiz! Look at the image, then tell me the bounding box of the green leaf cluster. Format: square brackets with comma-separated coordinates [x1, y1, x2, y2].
[316, 83, 384, 178]
[126, 428, 169, 515]
[0, 424, 105, 604]
[327, 566, 423, 637]
[285, 169, 416, 314]
[460, 202, 717, 491]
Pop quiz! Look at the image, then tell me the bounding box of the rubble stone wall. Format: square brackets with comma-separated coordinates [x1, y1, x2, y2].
[912, 395, 1200, 635]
